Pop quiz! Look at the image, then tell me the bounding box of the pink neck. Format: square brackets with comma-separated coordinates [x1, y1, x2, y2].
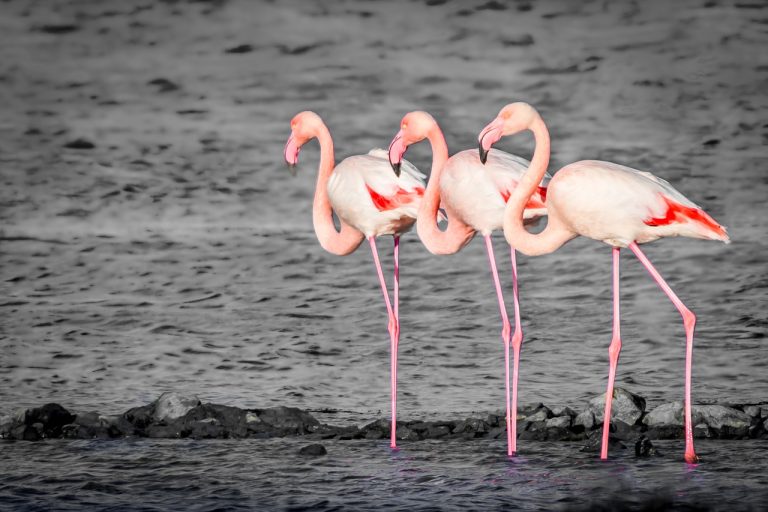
[311, 125, 364, 255]
[416, 124, 475, 255]
[502, 117, 574, 256]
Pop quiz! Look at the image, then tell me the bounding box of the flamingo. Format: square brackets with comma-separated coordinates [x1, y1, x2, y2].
[387, 111, 548, 456]
[478, 102, 729, 463]
[284, 111, 428, 449]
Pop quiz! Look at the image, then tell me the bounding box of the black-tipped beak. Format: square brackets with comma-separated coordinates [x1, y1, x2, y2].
[478, 140, 489, 164]
[287, 162, 298, 177]
[388, 132, 405, 177]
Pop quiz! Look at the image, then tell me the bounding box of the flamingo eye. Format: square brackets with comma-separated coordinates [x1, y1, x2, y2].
[401, 123, 408, 130]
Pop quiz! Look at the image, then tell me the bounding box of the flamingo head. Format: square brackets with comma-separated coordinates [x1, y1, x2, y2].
[478, 102, 539, 164]
[388, 111, 436, 177]
[284, 111, 324, 172]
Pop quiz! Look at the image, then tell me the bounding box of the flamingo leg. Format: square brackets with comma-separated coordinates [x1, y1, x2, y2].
[600, 247, 622, 459]
[509, 246, 523, 456]
[368, 236, 399, 450]
[483, 235, 514, 456]
[628, 242, 698, 464]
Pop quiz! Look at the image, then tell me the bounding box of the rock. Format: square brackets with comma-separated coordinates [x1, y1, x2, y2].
[225, 44, 254, 54]
[361, 418, 390, 438]
[154, 392, 201, 423]
[123, 404, 154, 430]
[573, 410, 596, 431]
[25, 403, 76, 438]
[518, 402, 544, 418]
[550, 406, 576, 418]
[299, 443, 327, 457]
[426, 424, 451, 438]
[694, 423, 712, 439]
[588, 388, 646, 426]
[396, 425, 420, 441]
[545, 416, 571, 429]
[63, 138, 95, 150]
[524, 407, 551, 422]
[643, 402, 684, 427]
[646, 425, 684, 440]
[610, 420, 637, 441]
[544, 426, 571, 441]
[62, 411, 112, 439]
[365, 429, 384, 440]
[635, 435, 661, 457]
[180, 404, 248, 438]
[696, 405, 750, 438]
[11, 424, 41, 441]
[147, 78, 180, 92]
[256, 406, 320, 434]
[742, 405, 761, 418]
[581, 431, 625, 453]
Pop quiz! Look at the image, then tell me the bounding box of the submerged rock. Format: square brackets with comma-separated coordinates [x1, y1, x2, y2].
[581, 431, 626, 453]
[299, 443, 327, 457]
[635, 435, 661, 457]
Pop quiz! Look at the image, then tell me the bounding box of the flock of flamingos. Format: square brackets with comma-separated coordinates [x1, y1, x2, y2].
[283, 102, 729, 464]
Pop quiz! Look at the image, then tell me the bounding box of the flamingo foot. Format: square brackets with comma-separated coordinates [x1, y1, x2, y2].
[685, 450, 699, 464]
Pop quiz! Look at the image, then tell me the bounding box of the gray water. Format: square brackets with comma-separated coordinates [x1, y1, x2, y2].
[1, 0, 767, 509]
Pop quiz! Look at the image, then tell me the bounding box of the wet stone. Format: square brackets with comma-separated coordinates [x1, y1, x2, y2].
[25, 403, 76, 438]
[635, 435, 661, 457]
[573, 410, 596, 431]
[742, 405, 761, 418]
[396, 425, 420, 441]
[299, 443, 327, 457]
[550, 406, 576, 418]
[426, 424, 451, 438]
[643, 402, 684, 428]
[524, 408, 550, 423]
[694, 423, 713, 439]
[154, 392, 201, 422]
[123, 404, 155, 430]
[581, 432, 626, 453]
[695, 405, 750, 437]
[256, 406, 320, 434]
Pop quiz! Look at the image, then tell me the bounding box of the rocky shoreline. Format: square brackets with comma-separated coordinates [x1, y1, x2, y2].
[2, 389, 766, 451]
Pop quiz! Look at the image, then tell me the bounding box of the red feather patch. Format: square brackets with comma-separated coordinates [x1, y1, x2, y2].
[367, 186, 424, 211]
[644, 195, 726, 237]
[500, 186, 547, 209]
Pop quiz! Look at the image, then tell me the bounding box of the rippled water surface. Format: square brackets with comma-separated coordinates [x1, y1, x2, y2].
[1, 0, 766, 508]
[2, 438, 768, 511]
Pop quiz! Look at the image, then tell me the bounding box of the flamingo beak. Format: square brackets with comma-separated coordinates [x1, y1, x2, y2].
[388, 129, 406, 177]
[478, 118, 504, 165]
[284, 134, 301, 176]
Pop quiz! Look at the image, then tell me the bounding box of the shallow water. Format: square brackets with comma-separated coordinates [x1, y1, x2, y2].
[1, 0, 767, 508]
[2, 438, 767, 511]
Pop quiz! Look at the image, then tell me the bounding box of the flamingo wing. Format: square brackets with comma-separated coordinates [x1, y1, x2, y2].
[484, 150, 550, 209]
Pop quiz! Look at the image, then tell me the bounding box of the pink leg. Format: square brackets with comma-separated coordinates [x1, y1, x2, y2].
[368, 236, 399, 450]
[483, 235, 514, 456]
[628, 242, 698, 464]
[509, 247, 523, 456]
[600, 247, 622, 459]
[392, 235, 400, 448]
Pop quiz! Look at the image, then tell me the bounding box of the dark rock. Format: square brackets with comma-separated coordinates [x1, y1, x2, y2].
[25, 403, 75, 438]
[518, 402, 545, 418]
[610, 420, 638, 441]
[146, 424, 180, 439]
[581, 431, 626, 453]
[63, 138, 95, 150]
[361, 418, 390, 437]
[549, 406, 576, 418]
[426, 424, 451, 438]
[519, 428, 546, 441]
[12, 424, 41, 441]
[37, 24, 80, 34]
[635, 435, 661, 457]
[524, 407, 551, 422]
[256, 406, 319, 435]
[545, 427, 571, 441]
[62, 411, 113, 439]
[299, 443, 326, 457]
[451, 418, 489, 437]
[154, 392, 201, 422]
[694, 423, 713, 439]
[588, 388, 645, 426]
[365, 429, 384, 440]
[225, 44, 254, 54]
[147, 78, 180, 92]
[179, 404, 247, 438]
[396, 425, 420, 441]
[695, 405, 750, 438]
[646, 425, 684, 440]
[123, 404, 154, 430]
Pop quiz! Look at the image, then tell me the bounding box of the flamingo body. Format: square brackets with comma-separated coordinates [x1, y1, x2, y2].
[439, 149, 549, 235]
[328, 149, 425, 237]
[547, 160, 729, 247]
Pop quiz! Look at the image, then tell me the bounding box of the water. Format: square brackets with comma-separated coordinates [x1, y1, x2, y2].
[1, 0, 767, 508]
[2, 438, 767, 511]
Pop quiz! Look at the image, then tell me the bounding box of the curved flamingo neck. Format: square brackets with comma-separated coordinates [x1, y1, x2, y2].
[310, 124, 364, 256]
[415, 124, 475, 255]
[503, 117, 575, 256]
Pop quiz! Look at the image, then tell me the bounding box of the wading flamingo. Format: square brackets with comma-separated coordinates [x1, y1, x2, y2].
[284, 111, 427, 449]
[478, 102, 729, 463]
[388, 111, 548, 456]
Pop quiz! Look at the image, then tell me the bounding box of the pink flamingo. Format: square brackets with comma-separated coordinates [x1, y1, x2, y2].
[284, 111, 428, 449]
[478, 102, 729, 463]
[388, 111, 548, 456]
